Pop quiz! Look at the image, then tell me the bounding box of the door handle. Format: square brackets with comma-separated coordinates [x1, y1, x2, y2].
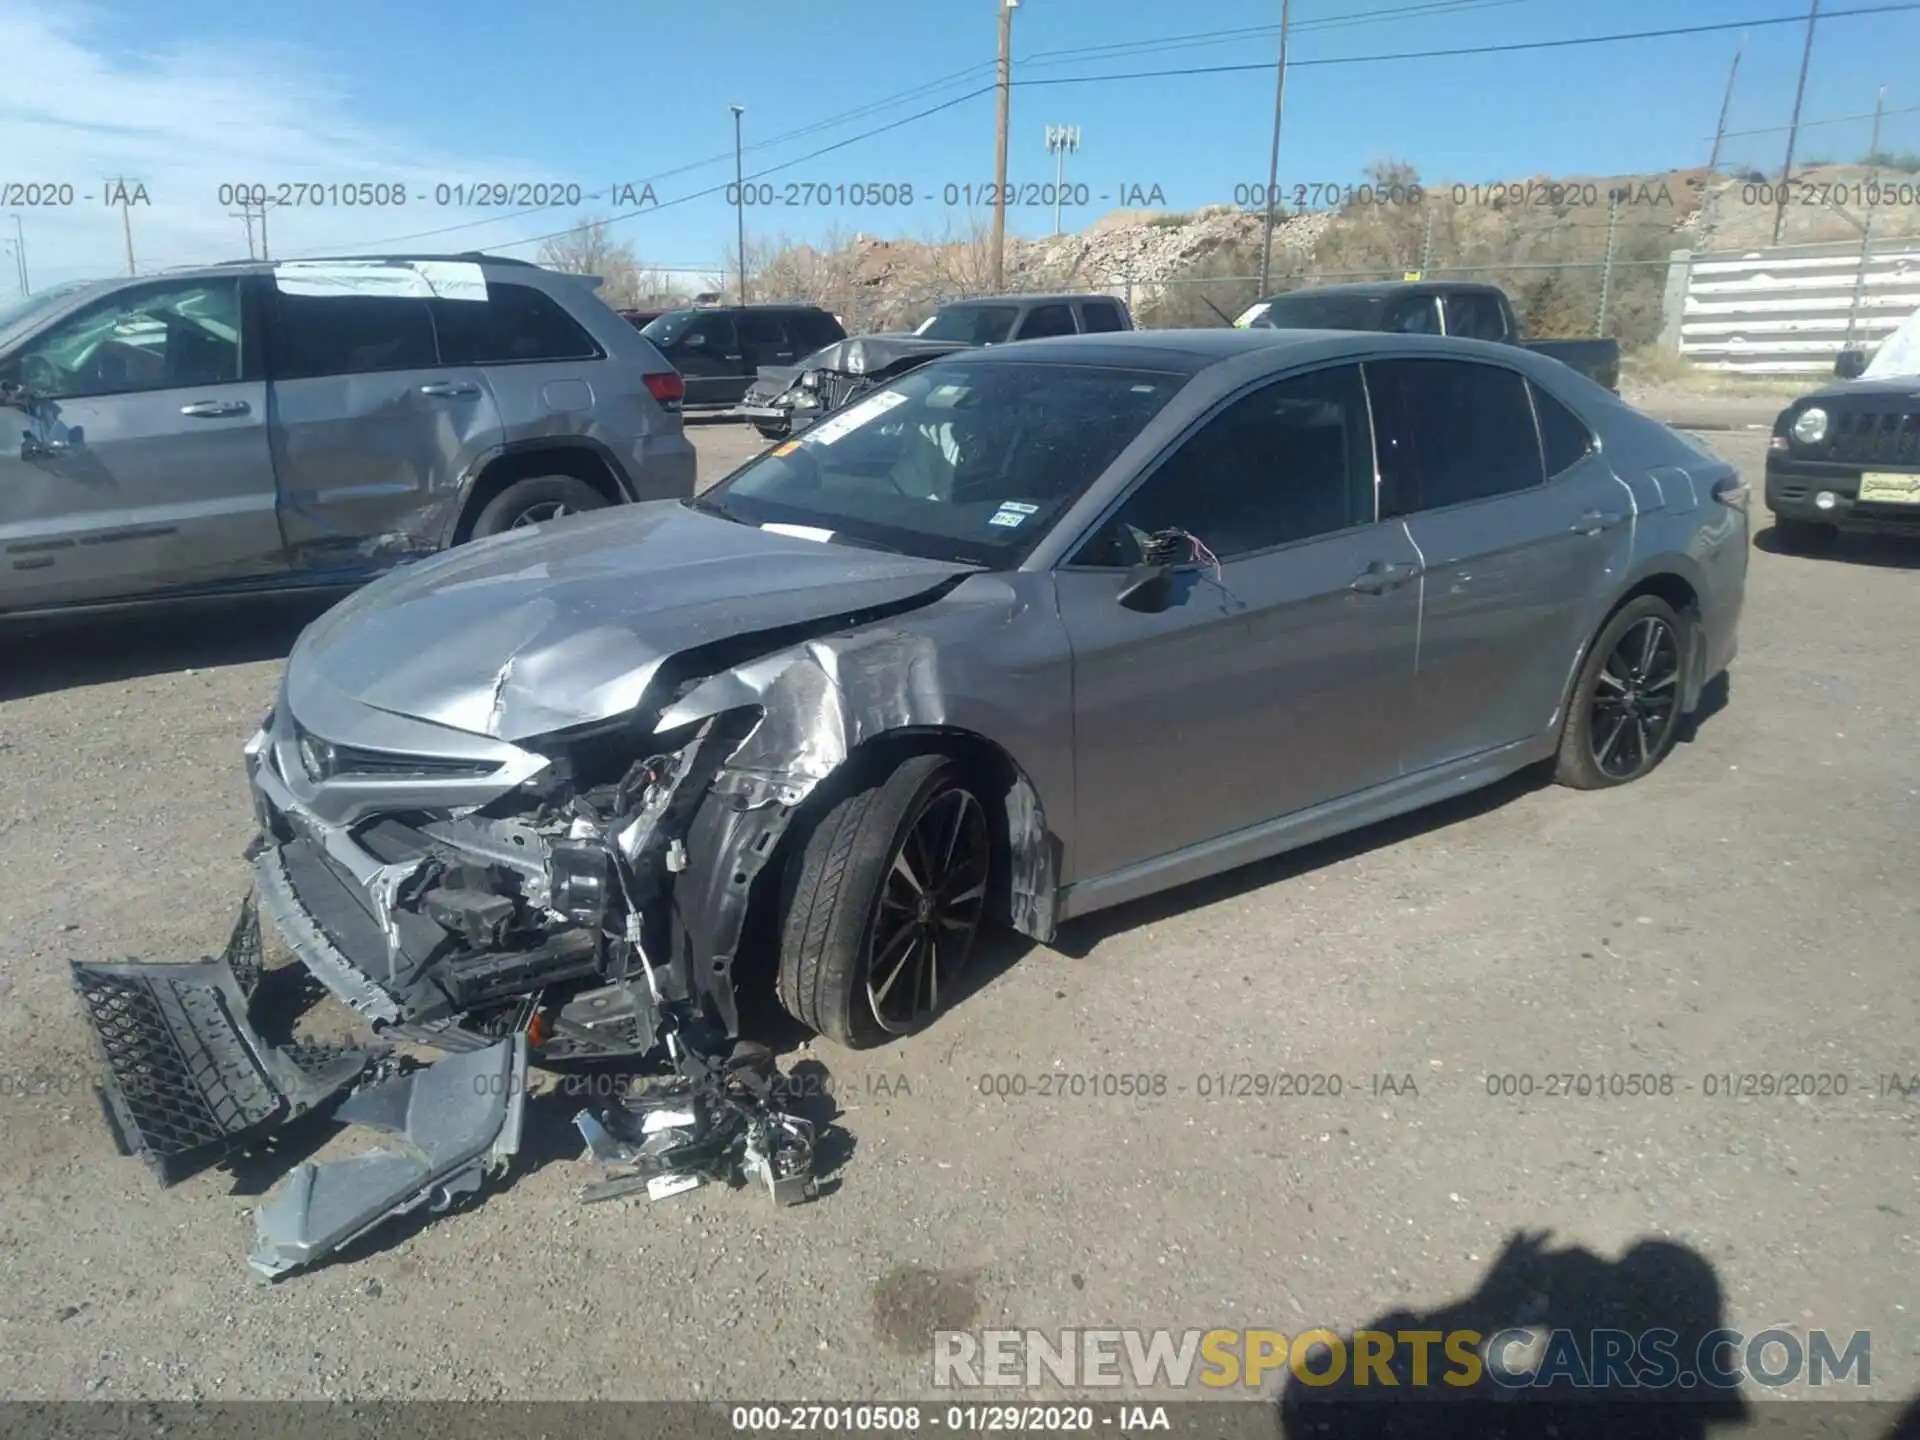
[1350, 560, 1422, 594]
[418, 381, 481, 398]
[180, 399, 250, 417]
[1570, 509, 1624, 535]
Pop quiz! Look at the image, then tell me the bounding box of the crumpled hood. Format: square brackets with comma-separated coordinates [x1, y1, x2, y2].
[288, 500, 976, 743]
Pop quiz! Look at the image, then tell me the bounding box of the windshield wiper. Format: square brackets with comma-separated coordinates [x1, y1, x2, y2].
[686, 492, 745, 525]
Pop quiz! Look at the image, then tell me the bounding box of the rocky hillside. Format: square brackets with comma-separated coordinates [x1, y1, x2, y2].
[747, 160, 1920, 348]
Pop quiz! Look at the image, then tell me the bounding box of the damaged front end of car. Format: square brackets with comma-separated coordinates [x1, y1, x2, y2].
[67, 554, 1055, 1279]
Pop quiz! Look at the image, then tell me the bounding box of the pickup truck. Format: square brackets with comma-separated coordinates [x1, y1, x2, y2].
[1234, 281, 1621, 392]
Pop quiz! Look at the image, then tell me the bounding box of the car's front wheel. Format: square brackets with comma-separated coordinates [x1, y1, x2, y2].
[1555, 595, 1690, 790]
[754, 421, 790, 441]
[470, 475, 609, 538]
[776, 754, 992, 1047]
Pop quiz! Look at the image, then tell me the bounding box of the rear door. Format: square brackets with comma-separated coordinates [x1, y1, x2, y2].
[429, 278, 606, 451]
[1011, 302, 1078, 341]
[1076, 298, 1129, 333]
[0, 274, 282, 610]
[1055, 362, 1421, 881]
[1368, 358, 1633, 771]
[265, 277, 504, 571]
[739, 310, 796, 384]
[1439, 289, 1513, 342]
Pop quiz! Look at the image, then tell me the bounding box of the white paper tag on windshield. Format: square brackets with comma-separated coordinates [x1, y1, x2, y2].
[273, 259, 488, 302]
[805, 388, 910, 446]
[761, 523, 835, 543]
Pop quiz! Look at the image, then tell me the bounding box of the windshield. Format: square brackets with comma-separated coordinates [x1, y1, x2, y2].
[0, 280, 100, 338]
[695, 360, 1184, 566]
[1248, 292, 1388, 330]
[919, 304, 1020, 345]
[639, 309, 701, 346]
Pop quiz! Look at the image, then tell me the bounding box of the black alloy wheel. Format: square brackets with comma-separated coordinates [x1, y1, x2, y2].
[1588, 613, 1682, 780]
[865, 784, 991, 1034]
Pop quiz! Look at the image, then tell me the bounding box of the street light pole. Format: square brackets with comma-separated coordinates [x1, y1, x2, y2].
[731, 104, 749, 304]
[1256, 0, 1293, 298]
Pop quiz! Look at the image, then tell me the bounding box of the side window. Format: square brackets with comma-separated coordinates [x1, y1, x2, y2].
[1368, 359, 1545, 517]
[271, 292, 437, 379]
[1443, 292, 1508, 341]
[6, 279, 243, 399]
[431, 283, 601, 364]
[1015, 304, 1077, 340]
[1532, 381, 1597, 477]
[738, 311, 789, 349]
[1072, 364, 1374, 567]
[1385, 296, 1440, 334]
[677, 313, 738, 354]
[1079, 300, 1126, 333]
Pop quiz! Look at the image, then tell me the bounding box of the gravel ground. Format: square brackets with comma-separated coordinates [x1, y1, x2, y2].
[0, 416, 1913, 1409]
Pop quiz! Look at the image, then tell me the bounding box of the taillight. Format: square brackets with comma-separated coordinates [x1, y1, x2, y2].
[644, 371, 685, 410]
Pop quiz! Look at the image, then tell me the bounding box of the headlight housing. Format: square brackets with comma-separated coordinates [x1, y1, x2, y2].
[1791, 406, 1829, 444]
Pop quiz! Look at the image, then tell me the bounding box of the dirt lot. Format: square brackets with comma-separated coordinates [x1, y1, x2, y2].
[0, 417, 1913, 1408]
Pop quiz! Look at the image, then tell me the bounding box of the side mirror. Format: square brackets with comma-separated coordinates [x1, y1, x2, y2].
[0, 380, 34, 413]
[1834, 348, 1868, 380]
[1116, 563, 1173, 613]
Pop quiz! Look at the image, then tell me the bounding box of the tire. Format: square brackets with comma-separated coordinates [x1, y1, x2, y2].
[754, 421, 790, 441]
[468, 475, 609, 539]
[1554, 595, 1690, 791]
[1770, 515, 1838, 552]
[776, 754, 992, 1048]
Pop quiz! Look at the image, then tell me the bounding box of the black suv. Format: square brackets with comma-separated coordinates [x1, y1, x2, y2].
[639, 304, 846, 406]
[915, 293, 1132, 345]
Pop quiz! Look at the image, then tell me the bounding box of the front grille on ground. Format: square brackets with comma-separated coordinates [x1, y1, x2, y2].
[72, 961, 282, 1181]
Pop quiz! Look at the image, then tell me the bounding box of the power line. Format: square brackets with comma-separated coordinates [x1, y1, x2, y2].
[1019, 0, 1526, 68]
[316, 0, 1550, 255]
[1709, 104, 1920, 141]
[487, 84, 1000, 255]
[1011, 2, 1920, 86]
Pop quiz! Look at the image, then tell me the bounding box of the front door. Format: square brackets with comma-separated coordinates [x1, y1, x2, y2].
[1367, 358, 1636, 771]
[664, 312, 745, 406]
[0, 275, 281, 610]
[1054, 363, 1422, 883]
[264, 280, 504, 571]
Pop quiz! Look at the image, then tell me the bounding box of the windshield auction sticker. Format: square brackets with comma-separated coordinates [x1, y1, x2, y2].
[804, 388, 910, 446]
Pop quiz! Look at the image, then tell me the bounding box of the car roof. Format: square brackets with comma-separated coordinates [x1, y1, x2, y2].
[942, 326, 1550, 377]
[1261, 280, 1499, 302]
[938, 293, 1125, 308]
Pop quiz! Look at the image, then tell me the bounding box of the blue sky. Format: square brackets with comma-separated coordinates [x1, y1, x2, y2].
[6, 0, 1920, 288]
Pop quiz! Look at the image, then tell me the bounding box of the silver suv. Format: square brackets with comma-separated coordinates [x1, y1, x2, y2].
[0, 254, 695, 620]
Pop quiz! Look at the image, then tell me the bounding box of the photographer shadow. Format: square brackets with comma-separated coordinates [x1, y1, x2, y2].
[1278, 1230, 1752, 1440]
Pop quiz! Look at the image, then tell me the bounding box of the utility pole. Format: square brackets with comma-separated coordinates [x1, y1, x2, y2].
[1256, 0, 1293, 298]
[1843, 85, 1888, 349]
[731, 104, 749, 304]
[105, 176, 138, 275]
[990, 0, 1017, 290]
[1772, 0, 1821, 246]
[1044, 124, 1080, 236]
[1700, 46, 1742, 251]
[9, 214, 25, 294]
[230, 202, 258, 260]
